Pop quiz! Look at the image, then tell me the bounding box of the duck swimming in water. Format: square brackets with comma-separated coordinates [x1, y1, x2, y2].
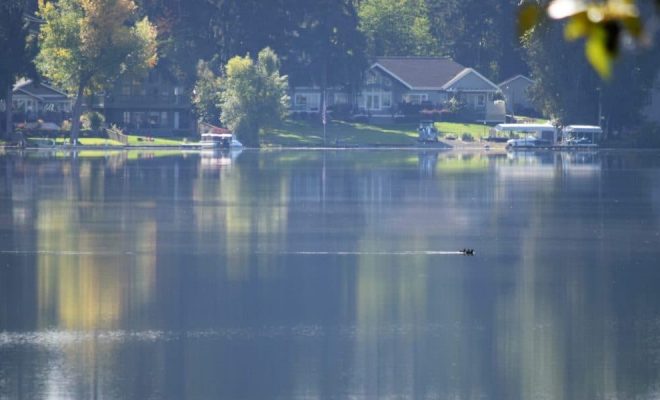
[460, 248, 475, 256]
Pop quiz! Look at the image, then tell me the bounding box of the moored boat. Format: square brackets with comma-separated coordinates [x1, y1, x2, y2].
[200, 133, 243, 149]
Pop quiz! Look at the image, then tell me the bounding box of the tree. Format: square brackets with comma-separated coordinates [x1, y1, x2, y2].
[36, 0, 157, 144]
[219, 48, 289, 147]
[192, 59, 222, 124]
[0, 0, 37, 140]
[523, 19, 659, 130]
[518, 0, 660, 79]
[359, 0, 439, 57]
[287, 0, 367, 114]
[425, 0, 526, 80]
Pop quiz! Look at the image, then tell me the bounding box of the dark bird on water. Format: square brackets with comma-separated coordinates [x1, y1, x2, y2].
[460, 248, 475, 256]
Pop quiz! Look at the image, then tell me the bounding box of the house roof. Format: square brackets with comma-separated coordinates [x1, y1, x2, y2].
[498, 74, 533, 87]
[441, 68, 501, 91]
[372, 57, 467, 90]
[13, 79, 69, 100]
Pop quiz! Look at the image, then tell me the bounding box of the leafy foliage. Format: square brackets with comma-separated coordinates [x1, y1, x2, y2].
[519, 0, 659, 79]
[522, 18, 659, 129]
[218, 48, 289, 147]
[193, 59, 222, 124]
[0, 0, 38, 137]
[358, 0, 439, 57]
[425, 0, 525, 80]
[36, 0, 157, 141]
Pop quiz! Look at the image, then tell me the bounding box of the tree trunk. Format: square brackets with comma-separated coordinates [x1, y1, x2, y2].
[70, 84, 85, 146]
[4, 84, 13, 141]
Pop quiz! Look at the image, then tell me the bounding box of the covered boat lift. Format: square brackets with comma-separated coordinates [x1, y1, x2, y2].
[488, 123, 559, 144]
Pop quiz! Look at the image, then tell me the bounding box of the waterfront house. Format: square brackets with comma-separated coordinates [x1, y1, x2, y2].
[289, 57, 505, 123]
[91, 66, 195, 136]
[0, 79, 72, 124]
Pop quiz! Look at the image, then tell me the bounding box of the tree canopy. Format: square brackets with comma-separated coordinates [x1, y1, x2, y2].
[358, 0, 439, 57]
[0, 0, 38, 138]
[36, 0, 157, 141]
[218, 48, 289, 147]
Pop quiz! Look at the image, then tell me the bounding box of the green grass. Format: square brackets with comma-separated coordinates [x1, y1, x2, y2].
[27, 137, 124, 146]
[264, 120, 419, 146]
[434, 122, 493, 140]
[125, 135, 184, 146]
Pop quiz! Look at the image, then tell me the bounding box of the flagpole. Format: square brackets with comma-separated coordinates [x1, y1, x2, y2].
[322, 89, 327, 146]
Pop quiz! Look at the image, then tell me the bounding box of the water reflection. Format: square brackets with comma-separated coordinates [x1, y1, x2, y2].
[1, 149, 660, 399]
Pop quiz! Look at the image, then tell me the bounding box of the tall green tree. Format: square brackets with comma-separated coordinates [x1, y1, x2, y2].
[425, 0, 525, 80]
[0, 0, 37, 139]
[36, 0, 157, 143]
[192, 59, 222, 124]
[359, 0, 439, 57]
[523, 20, 659, 130]
[219, 48, 289, 147]
[288, 0, 367, 108]
[518, 0, 660, 79]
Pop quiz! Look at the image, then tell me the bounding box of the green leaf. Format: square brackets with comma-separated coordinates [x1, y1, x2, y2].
[517, 3, 541, 37]
[585, 27, 612, 79]
[564, 13, 591, 40]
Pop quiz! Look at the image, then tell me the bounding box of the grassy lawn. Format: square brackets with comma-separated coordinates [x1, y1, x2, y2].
[125, 135, 184, 146]
[26, 137, 125, 146]
[434, 122, 493, 140]
[264, 119, 419, 146]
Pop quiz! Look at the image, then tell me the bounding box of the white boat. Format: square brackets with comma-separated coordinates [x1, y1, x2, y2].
[199, 133, 243, 149]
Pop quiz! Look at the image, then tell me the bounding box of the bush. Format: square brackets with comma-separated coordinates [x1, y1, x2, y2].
[398, 101, 423, 117]
[419, 108, 444, 122]
[327, 103, 353, 121]
[81, 111, 105, 131]
[461, 132, 475, 142]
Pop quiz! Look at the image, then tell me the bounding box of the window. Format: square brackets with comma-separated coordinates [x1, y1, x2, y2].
[366, 94, 380, 110]
[382, 93, 392, 108]
[149, 111, 161, 127]
[123, 112, 130, 124]
[405, 94, 428, 105]
[295, 94, 307, 106]
[333, 93, 348, 104]
[477, 94, 486, 106]
[366, 71, 378, 85]
[294, 93, 320, 111]
[361, 90, 392, 111]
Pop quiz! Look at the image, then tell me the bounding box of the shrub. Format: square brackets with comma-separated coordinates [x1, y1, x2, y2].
[327, 103, 353, 121]
[461, 132, 475, 142]
[81, 111, 105, 131]
[419, 108, 444, 122]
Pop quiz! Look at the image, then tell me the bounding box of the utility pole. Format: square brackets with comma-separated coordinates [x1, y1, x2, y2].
[597, 87, 602, 128]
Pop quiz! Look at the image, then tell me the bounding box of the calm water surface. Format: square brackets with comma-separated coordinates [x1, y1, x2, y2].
[1, 149, 660, 399]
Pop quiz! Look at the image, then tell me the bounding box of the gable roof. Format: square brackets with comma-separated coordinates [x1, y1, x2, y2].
[13, 79, 69, 99]
[498, 74, 533, 87]
[372, 57, 466, 90]
[442, 68, 501, 91]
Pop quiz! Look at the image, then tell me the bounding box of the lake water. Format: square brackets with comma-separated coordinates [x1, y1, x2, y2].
[1, 149, 660, 399]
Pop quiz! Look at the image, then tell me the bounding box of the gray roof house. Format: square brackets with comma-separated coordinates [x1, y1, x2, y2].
[0, 79, 72, 124]
[498, 75, 535, 115]
[360, 57, 504, 122]
[289, 57, 506, 123]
